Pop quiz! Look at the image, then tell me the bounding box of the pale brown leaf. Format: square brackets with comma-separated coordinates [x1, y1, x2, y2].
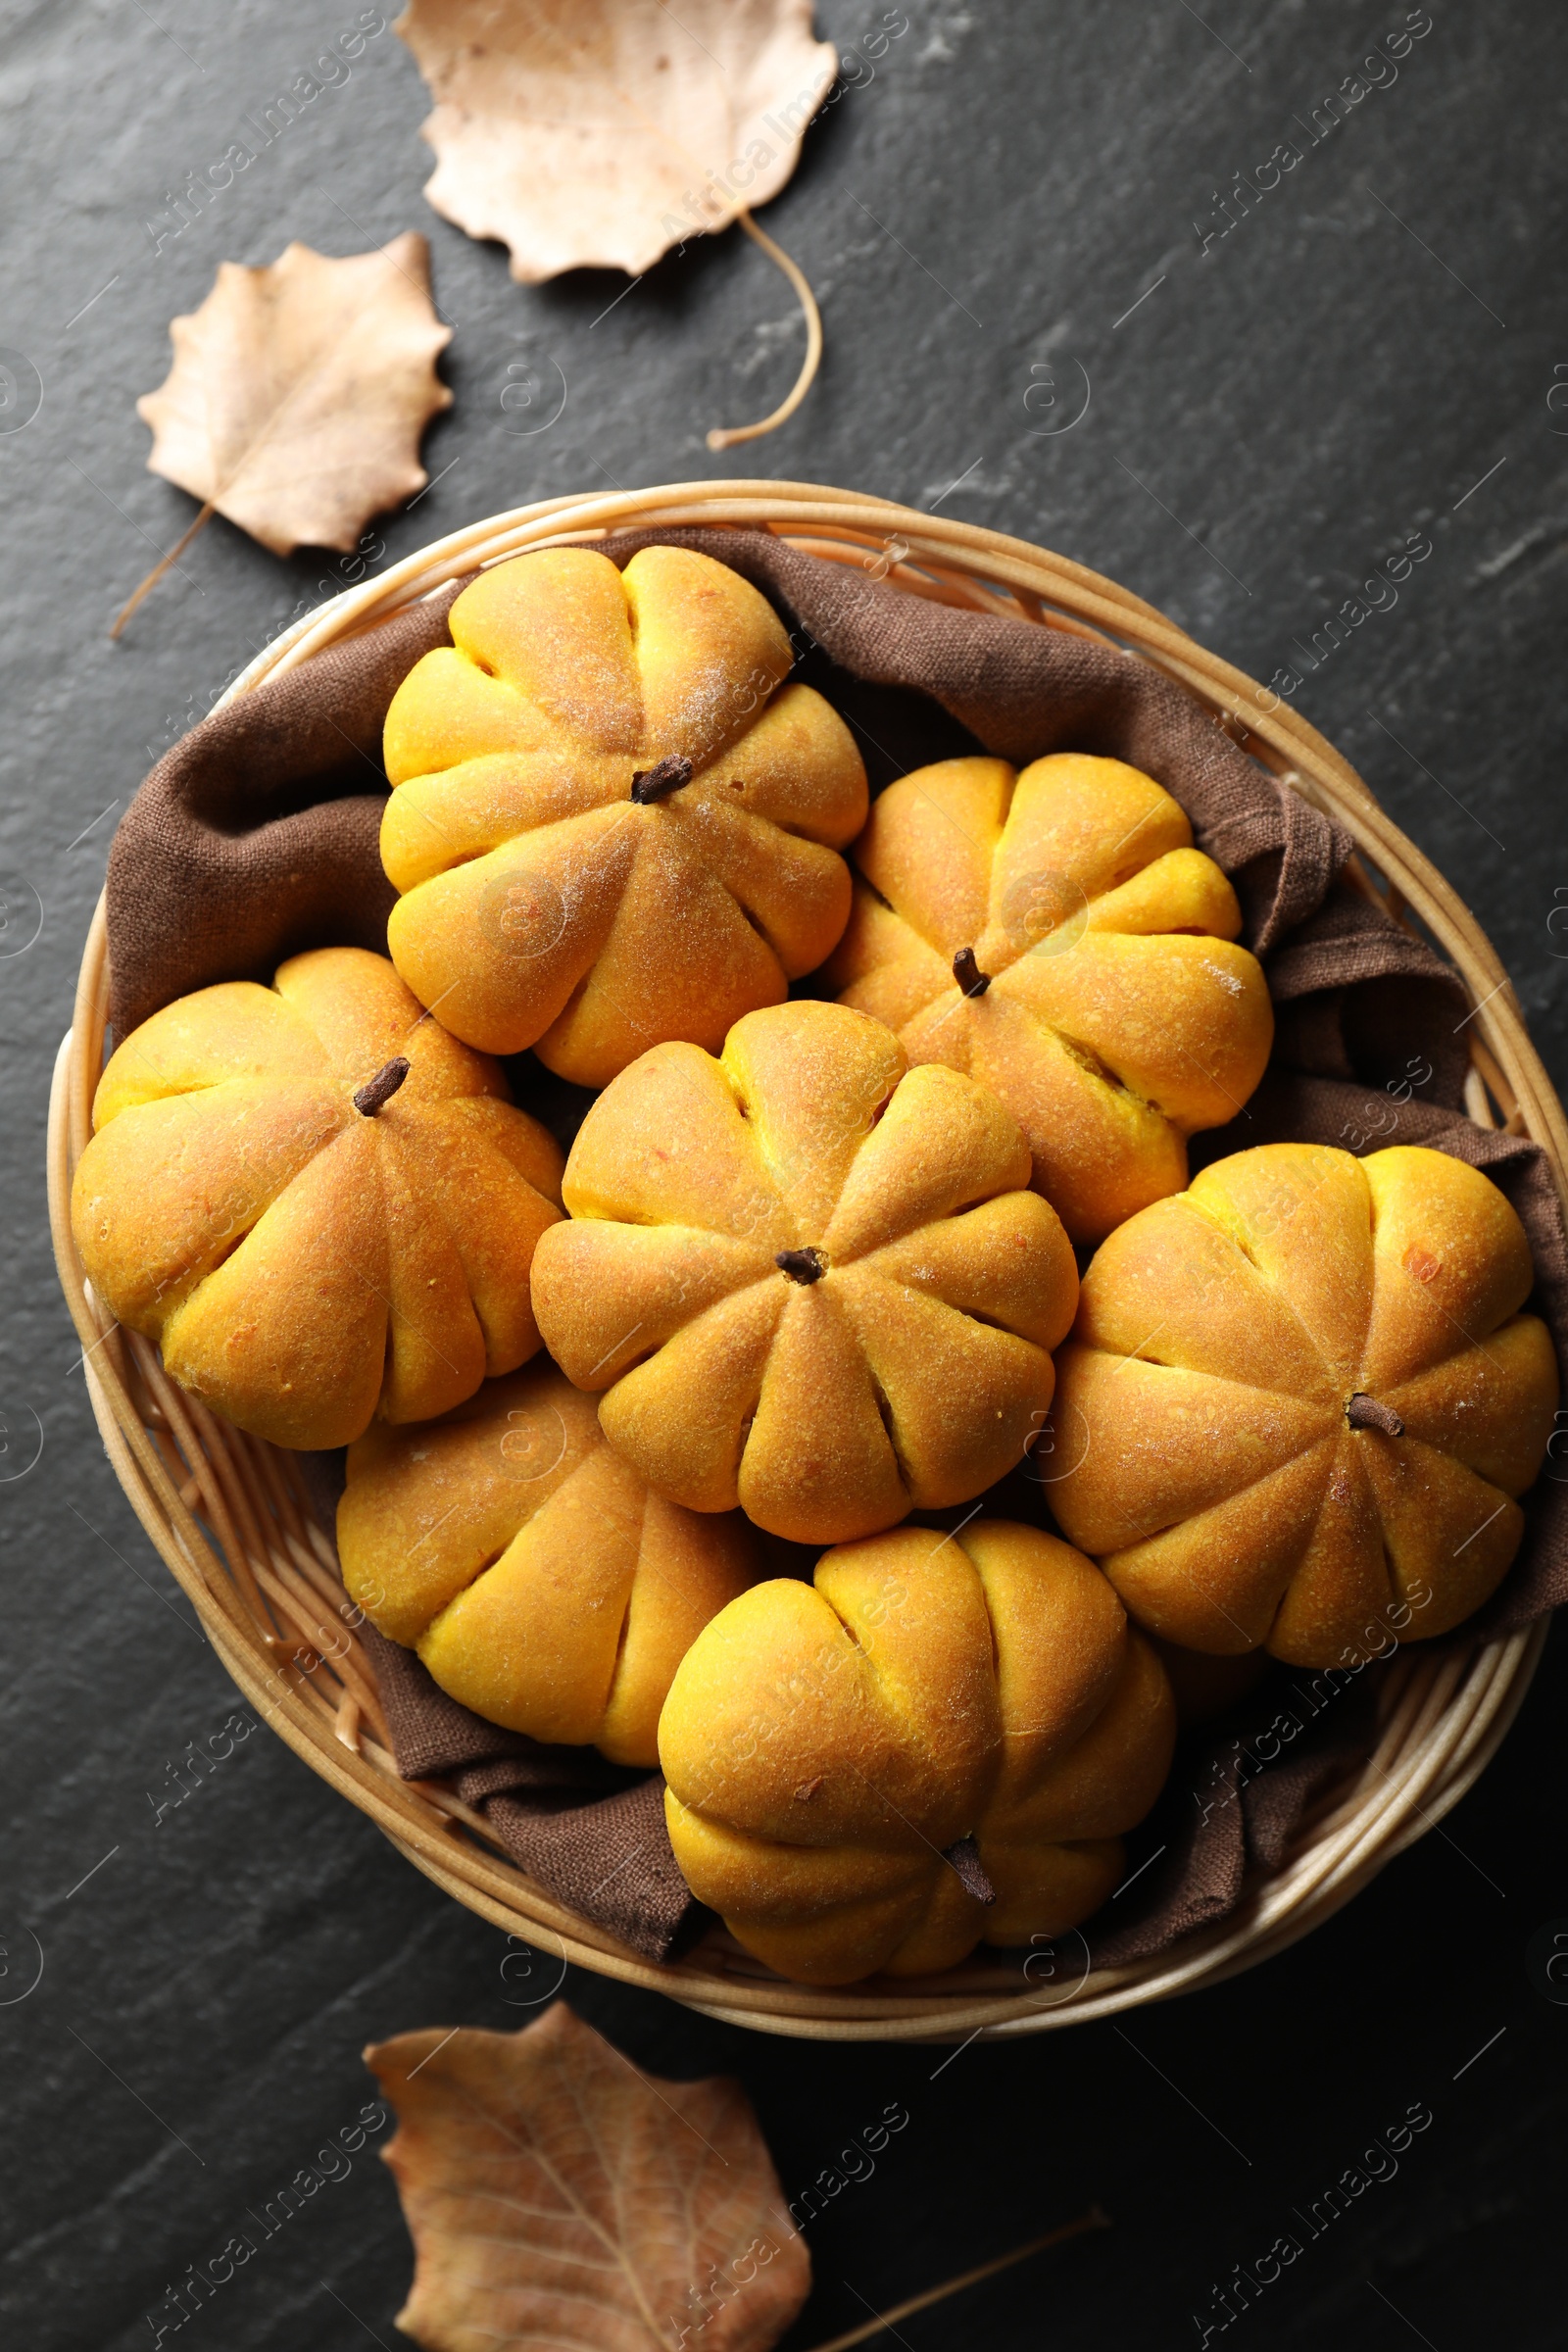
[135, 234, 452, 558]
[366, 2002, 812, 2352]
[397, 0, 836, 281]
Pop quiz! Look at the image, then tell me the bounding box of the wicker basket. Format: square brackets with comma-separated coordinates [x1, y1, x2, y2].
[48, 480, 1564, 2042]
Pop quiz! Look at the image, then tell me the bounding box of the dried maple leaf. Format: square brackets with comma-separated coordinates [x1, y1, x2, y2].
[398, 0, 835, 280]
[366, 2002, 811, 2352]
[117, 235, 451, 631]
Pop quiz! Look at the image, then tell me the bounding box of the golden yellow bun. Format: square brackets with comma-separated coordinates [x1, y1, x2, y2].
[71, 947, 564, 1450]
[658, 1520, 1176, 1984]
[1052, 1143, 1559, 1664]
[338, 1362, 761, 1764]
[381, 545, 867, 1086]
[826, 754, 1274, 1242]
[529, 1000, 1078, 1544]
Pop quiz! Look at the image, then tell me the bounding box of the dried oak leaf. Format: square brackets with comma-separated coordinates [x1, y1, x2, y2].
[396, 0, 836, 280]
[366, 2002, 811, 2352]
[136, 234, 452, 557]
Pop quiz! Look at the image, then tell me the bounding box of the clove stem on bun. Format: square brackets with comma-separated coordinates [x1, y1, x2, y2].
[953, 946, 991, 998]
[353, 1056, 411, 1116]
[776, 1247, 829, 1285]
[1346, 1393, 1404, 1437]
[630, 754, 694, 804]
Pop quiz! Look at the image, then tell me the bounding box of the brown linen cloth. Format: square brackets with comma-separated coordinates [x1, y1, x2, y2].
[105, 529, 1568, 1974]
[357, 1621, 697, 1962]
[107, 589, 463, 1040]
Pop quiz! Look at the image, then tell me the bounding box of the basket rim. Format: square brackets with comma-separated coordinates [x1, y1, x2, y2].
[49, 478, 1564, 2041]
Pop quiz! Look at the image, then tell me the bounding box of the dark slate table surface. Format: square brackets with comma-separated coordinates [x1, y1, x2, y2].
[4, 4, 1566, 2347]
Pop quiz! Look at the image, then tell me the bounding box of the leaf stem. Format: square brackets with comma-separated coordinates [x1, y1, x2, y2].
[706, 211, 823, 452]
[109, 500, 217, 640]
[799, 2206, 1110, 2352]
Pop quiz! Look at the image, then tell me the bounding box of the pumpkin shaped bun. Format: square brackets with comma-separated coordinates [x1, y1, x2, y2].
[339, 1363, 762, 1765]
[826, 754, 1274, 1242]
[1051, 1144, 1559, 1665]
[380, 544, 868, 1086]
[70, 948, 564, 1450]
[529, 1001, 1079, 1545]
[659, 1520, 1177, 1984]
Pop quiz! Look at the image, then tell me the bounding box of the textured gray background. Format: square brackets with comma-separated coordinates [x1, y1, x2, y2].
[3, 3, 1567, 2347]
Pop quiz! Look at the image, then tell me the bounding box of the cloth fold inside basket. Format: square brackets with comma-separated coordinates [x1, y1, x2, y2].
[106, 529, 1568, 1976]
[357, 1620, 697, 1963]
